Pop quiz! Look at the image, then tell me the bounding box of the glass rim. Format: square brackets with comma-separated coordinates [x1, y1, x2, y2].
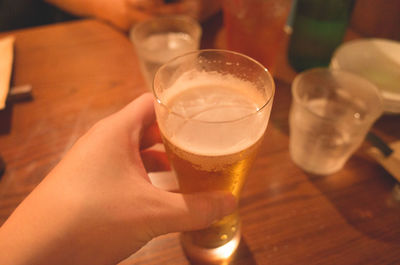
[153, 49, 275, 124]
[129, 15, 202, 47]
[291, 67, 384, 123]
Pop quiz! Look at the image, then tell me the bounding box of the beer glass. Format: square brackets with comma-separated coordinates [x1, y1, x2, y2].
[153, 50, 274, 263]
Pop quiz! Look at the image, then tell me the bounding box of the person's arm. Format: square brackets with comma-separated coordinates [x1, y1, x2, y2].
[45, 0, 221, 31]
[146, 0, 221, 21]
[0, 93, 236, 265]
[44, 0, 134, 29]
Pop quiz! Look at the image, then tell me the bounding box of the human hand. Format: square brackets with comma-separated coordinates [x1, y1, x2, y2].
[125, 0, 221, 25]
[0, 93, 236, 265]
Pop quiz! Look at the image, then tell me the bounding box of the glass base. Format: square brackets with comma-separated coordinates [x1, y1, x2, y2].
[289, 146, 345, 176]
[180, 224, 241, 265]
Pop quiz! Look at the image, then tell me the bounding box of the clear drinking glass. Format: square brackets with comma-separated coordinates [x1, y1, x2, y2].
[289, 68, 383, 175]
[222, 0, 293, 74]
[153, 50, 274, 263]
[130, 16, 202, 89]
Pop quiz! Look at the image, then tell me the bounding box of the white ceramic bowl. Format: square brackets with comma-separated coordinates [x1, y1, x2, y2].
[331, 38, 400, 114]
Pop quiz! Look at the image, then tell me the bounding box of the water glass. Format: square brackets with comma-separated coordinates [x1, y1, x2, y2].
[289, 68, 383, 175]
[130, 16, 201, 89]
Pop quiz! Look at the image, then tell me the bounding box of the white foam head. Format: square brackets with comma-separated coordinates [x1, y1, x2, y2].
[158, 70, 271, 156]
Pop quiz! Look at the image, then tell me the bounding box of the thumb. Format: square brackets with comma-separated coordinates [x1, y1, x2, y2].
[152, 191, 237, 236]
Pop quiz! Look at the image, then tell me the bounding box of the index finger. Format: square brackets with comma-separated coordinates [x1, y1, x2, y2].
[140, 121, 163, 150]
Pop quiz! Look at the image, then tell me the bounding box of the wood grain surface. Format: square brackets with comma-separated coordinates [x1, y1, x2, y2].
[0, 19, 399, 265]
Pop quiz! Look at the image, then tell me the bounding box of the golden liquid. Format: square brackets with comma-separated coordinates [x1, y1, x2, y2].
[163, 134, 263, 248]
[158, 80, 269, 251]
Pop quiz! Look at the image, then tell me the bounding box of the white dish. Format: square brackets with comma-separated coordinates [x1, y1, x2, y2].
[330, 38, 400, 114]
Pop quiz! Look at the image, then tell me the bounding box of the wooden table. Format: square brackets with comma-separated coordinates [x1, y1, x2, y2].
[1, 19, 400, 265]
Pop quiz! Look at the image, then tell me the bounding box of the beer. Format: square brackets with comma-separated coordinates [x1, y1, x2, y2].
[163, 136, 263, 248]
[153, 50, 274, 263]
[158, 75, 269, 249]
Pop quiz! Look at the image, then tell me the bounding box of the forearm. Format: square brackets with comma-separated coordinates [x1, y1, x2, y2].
[0, 154, 147, 265]
[0, 178, 79, 265]
[44, 0, 130, 30]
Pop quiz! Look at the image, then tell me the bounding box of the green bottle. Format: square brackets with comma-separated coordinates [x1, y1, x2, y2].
[288, 0, 355, 72]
